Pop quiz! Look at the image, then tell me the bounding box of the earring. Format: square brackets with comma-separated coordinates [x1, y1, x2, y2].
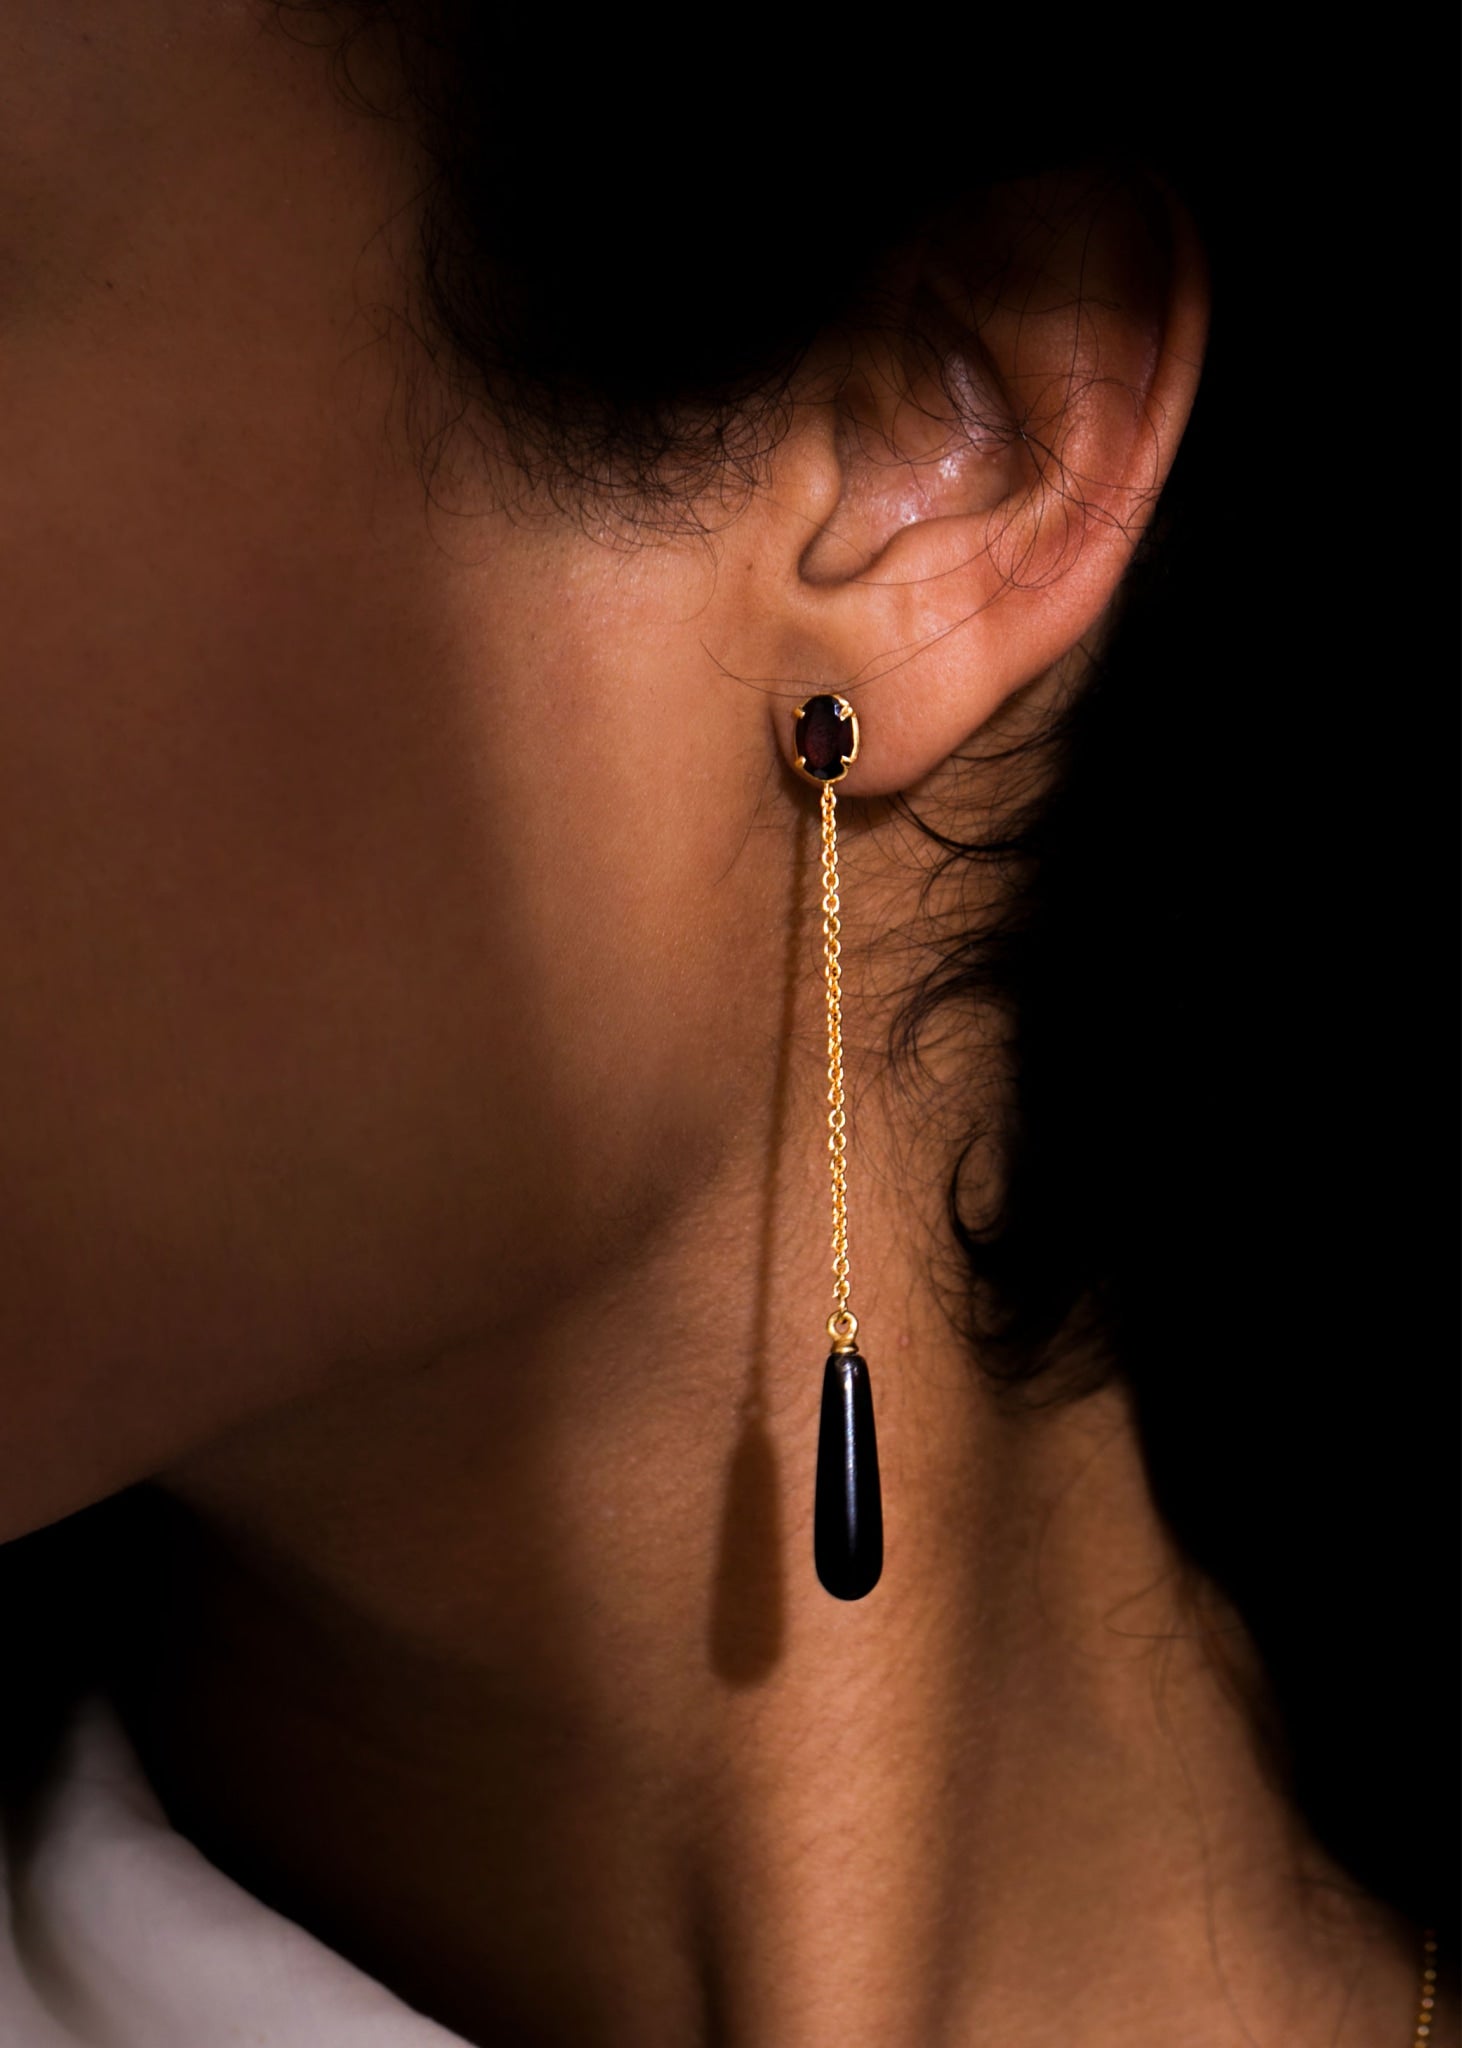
[792, 694, 883, 1602]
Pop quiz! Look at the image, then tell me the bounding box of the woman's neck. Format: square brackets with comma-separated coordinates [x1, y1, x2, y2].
[109, 1133, 1419, 2048]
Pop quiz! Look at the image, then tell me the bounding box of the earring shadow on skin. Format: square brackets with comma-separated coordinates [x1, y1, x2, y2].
[707, 801, 814, 1685]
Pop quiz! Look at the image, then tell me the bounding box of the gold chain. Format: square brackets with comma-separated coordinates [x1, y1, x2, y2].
[820, 783, 857, 1352]
[1413, 1930, 1438, 2046]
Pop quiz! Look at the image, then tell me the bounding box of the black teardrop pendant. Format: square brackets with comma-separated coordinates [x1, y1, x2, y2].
[813, 1349, 883, 1600]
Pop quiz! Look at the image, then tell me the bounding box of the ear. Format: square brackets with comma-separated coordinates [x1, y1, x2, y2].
[763, 172, 1209, 796]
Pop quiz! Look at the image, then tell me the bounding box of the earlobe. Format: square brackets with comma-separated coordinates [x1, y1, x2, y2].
[769, 175, 1209, 797]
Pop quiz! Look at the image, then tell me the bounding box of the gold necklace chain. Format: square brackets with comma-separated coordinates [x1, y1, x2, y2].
[1412, 1929, 1439, 2046]
[819, 782, 856, 1351]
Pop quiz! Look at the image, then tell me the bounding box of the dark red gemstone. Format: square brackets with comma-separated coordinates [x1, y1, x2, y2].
[796, 695, 853, 781]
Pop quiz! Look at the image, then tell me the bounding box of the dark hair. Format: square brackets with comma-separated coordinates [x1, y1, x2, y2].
[4, 3, 1455, 1942]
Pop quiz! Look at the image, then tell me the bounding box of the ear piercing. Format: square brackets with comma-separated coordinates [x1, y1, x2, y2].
[792, 694, 883, 1601]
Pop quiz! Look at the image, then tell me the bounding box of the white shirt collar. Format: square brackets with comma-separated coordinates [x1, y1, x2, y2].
[0, 1700, 470, 2047]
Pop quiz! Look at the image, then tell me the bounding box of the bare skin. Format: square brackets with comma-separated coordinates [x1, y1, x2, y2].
[0, 9, 1447, 2046]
